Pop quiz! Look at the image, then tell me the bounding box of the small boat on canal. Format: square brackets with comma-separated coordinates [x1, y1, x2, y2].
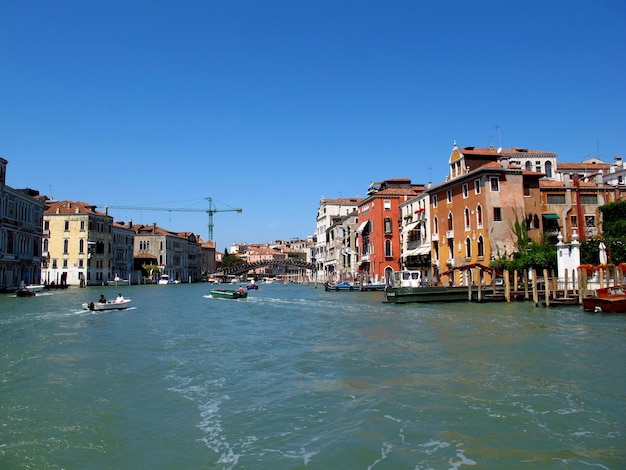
[108, 276, 130, 286]
[16, 288, 36, 297]
[82, 299, 133, 311]
[324, 281, 355, 291]
[210, 289, 248, 299]
[582, 286, 626, 314]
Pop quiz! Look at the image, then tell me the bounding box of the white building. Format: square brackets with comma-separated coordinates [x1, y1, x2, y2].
[315, 197, 362, 282]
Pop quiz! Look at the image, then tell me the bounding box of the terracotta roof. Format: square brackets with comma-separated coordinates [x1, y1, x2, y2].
[131, 223, 181, 237]
[112, 221, 134, 230]
[557, 162, 611, 170]
[320, 197, 363, 205]
[45, 200, 107, 216]
[460, 146, 555, 156]
[539, 180, 611, 188]
[522, 170, 545, 176]
[371, 186, 425, 197]
[540, 180, 565, 188]
[480, 161, 503, 169]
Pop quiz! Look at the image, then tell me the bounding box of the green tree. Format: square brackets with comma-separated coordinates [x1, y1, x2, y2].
[600, 200, 626, 238]
[490, 210, 557, 274]
[221, 249, 244, 269]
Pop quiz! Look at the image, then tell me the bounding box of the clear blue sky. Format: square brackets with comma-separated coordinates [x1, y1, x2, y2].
[2, 1, 624, 251]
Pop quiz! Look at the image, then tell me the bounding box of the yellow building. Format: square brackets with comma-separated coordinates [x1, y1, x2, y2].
[42, 200, 113, 286]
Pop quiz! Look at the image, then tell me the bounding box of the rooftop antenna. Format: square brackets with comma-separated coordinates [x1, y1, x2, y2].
[492, 124, 503, 148]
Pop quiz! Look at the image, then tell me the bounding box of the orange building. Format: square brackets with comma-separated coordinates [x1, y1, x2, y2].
[540, 176, 617, 243]
[357, 178, 425, 283]
[427, 145, 544, 286]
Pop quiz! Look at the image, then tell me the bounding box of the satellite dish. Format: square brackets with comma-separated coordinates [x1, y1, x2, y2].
[497, 147, 502, 154]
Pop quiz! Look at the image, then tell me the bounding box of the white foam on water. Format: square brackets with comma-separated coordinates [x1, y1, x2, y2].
[367, 441, 393, 470]
[449, 448, 477, 469]
[420, 439, 450, 455]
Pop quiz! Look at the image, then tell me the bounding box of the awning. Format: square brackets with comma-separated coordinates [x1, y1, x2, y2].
[542, 213, 559, 220]
[402, 221, 419, 233]
[356, 220, 370, 233]
[403, 244, 431, 257]
[415, 244, 431, 255]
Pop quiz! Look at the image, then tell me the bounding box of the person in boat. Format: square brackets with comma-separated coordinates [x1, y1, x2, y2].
[99, 294, 107, 303]
[238, 285, 244, 294]
[116, 293, 124, 303]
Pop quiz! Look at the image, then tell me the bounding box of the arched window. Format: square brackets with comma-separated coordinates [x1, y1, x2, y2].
[63, 239, 69, 254]
[447, 212, 453, 231]
[476, 204, 483, 227]
[464, 208, 470, 230]
[545, 161, 553, 178]
[433, 216, 438, 234]
[465, 237, 472, 258]
[79, 239, 84, 253]
[525, 161, 532, 171]
[478, 235, 485, 257]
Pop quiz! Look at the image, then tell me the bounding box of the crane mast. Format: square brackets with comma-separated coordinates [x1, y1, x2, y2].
[103, 197, 242, 241]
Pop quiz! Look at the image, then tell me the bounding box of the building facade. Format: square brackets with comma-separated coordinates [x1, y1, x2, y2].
[111, 221, 136, 282]
[399, 191, 432, 281]
[131, 223, 200, 283]
[357, 178, 425, 284]
[426, 145, 545, 286]
[540, 175, 617, 243]
[42, 200, 114, 286]
[0, 158, 45, 290]
[315, 197, 362, 282]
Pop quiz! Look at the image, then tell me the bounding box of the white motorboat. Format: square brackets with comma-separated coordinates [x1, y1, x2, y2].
[82, 299, 132, 311]
[108, 276, 130, 286]
[25, 284, 45, 293]
[158, 275, 171, 285]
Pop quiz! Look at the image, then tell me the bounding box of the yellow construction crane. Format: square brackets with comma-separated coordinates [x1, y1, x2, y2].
[104, 197, 242, 241]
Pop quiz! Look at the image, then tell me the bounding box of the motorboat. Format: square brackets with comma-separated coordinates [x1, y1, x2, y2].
[360, 282, 386, 291]
[82, 298, 133, 311]
[16, 289, 36, 297]
[108, 276, 130, 286]
[210, 289, 248, 299]
[25, 284, 45, 293]
[158, 275, 171, 285]
[384, 269, 493, 304]
[582, 286, 626, 314]
[324, 281, 354, 291]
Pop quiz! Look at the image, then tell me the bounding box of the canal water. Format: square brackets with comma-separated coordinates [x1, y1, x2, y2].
[1, 283, 624, 469]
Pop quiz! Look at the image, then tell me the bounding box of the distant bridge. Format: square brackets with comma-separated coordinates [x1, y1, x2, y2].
[219, 259, 316, 276]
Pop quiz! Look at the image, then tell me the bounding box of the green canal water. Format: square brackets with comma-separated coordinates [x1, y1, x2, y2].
[1, 283, 624, 469]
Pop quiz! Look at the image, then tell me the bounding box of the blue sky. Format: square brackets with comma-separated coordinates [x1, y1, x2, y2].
[1, 1, 624, 251]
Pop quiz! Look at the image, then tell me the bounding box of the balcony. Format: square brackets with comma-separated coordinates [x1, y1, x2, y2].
[446, 230, 454, 239]
[431, 233, 439, 241]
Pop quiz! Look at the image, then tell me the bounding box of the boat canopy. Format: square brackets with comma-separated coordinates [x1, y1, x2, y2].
[439, 263, 500, 277]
